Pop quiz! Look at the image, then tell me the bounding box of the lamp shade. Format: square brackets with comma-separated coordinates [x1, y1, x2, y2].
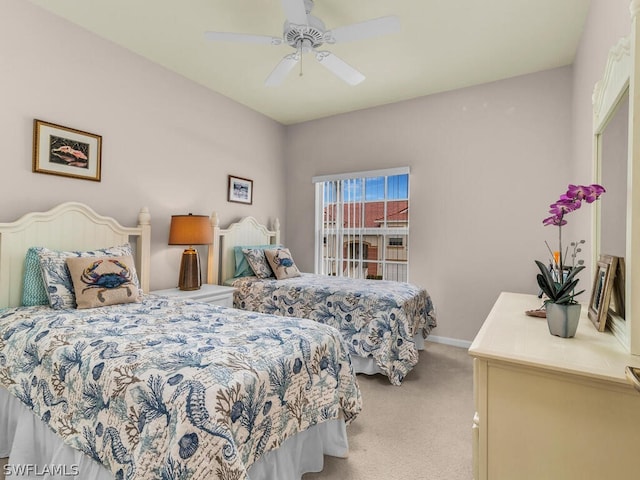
[168, 214, 212, 246]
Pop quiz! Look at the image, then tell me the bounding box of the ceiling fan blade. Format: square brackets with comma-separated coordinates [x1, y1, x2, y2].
[281, 0, 308, 25]
[265, 53, 300, 87]
[315, 51, 365, 86]
[204, 31, 282, 45]
[325, 15, 400, 44]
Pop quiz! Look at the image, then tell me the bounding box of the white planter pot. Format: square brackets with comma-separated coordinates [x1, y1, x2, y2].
[546, 303, 581, 338]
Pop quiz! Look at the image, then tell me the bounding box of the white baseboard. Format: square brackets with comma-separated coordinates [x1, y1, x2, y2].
[427, 335, 472, 349]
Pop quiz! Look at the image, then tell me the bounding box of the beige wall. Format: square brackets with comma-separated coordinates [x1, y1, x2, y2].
[0, 0, 286, 290]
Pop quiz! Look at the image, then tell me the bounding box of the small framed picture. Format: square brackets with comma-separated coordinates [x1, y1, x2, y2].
[609, 256, 625, 320]
[588, 254, 618, 331]
[33, 119, 102, 182]
[228, 175, 253, 204]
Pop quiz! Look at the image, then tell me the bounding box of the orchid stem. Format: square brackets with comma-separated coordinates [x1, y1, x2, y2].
[558, 217, 564, 286]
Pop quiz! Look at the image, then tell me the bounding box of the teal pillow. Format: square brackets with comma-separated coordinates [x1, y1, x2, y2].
[22, 247, 49, 306]
[233, 244, 279, 278]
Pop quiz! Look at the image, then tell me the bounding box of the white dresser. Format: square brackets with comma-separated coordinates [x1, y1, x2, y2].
[469, 292, 640, 480]
[151, 283, 236, 308]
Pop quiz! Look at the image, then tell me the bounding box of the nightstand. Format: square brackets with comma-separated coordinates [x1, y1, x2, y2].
[152, 284, 236, 308]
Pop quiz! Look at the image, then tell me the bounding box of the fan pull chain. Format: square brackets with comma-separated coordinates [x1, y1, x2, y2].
[299, 45, 303, 77]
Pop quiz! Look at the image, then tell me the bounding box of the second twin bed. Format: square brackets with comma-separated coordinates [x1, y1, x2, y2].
[210, 215, 437, 386]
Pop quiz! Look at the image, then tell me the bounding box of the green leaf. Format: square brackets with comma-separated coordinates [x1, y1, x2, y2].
[555, 289, 585, 305]
[556, 278, 580, 298]
[564, 265, 585, 284]
[535, 260, 560, 298]
[535, 261, 556, 292]
[536, 274, 555, 299]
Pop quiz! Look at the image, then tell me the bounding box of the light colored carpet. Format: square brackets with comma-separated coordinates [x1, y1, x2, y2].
[303, 341, 474, 480]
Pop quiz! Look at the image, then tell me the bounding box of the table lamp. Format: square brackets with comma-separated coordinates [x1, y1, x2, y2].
[168, 213, 213, 290]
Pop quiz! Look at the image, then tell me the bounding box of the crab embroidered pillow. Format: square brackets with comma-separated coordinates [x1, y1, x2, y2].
[264, 248, 301, 280]
[36, 244, 139, 309]
[66, 255, 141, 309]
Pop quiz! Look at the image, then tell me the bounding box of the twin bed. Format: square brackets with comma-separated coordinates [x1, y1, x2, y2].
[0, 203, 361, 480]
[209, 215, 437, 386]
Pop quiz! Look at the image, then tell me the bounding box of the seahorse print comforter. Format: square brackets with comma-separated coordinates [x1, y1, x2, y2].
[0, 296, 362, 480]
[230, 273, 437, 385]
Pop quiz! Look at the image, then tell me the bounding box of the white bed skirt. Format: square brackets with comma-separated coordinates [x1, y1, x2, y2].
[352, 332, 425, 376]
[0, 388, 348, 480]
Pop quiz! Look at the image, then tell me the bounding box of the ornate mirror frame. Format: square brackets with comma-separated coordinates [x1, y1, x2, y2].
[593, 0, 640, 354]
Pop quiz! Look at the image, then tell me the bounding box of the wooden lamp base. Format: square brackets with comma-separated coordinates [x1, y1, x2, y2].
[178, 247, 201, 291]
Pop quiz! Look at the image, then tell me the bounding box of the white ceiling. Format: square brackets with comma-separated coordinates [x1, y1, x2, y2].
[27, 0, 591, 125]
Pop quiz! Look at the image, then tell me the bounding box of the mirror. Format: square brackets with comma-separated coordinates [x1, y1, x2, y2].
[599, 89, 628, 259]
[598, 90, 628, 328]
[593, 36, 630, 346]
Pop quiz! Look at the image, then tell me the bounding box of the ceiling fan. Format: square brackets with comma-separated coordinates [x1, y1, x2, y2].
[204, 0, 400, 86]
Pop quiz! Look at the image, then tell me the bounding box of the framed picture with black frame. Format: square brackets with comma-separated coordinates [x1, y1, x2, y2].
[227, 175, 253, 204]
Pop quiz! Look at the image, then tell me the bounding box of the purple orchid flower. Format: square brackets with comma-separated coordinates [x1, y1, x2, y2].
[542, 216, 567, 226]
[541, 183, 606, 280]
[565, 183, 606, 203]
[584, 184, 606, 203]
[565, 184, 590, 201]
[549, 198, 581, 216]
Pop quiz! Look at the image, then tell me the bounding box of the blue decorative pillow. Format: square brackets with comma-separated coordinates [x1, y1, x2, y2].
[242, 248, 275, 279]
[233, 245, 279, 278]
[36, 244, 139, 309]
[22, 247, 49, 306]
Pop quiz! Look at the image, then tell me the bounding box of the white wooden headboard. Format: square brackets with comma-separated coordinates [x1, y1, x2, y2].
[208, 213, 280, 285]
[0, 202, 151, 308]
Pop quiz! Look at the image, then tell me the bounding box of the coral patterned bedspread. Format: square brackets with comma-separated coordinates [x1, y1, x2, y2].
[0, 296, 361, 480]
[230, 273, 437, 385]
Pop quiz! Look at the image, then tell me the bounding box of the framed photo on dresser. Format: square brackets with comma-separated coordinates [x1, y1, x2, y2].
[607, 256, 625, 325]
[588, 254, 618, 331]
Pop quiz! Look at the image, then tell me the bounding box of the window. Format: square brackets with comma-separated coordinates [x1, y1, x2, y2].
[388, 237, 403, 247]
[313, 167, 410, 282]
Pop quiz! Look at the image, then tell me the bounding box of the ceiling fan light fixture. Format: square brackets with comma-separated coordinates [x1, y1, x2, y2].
[205, 0, 398, 86]
[284, 15, 326, 49]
